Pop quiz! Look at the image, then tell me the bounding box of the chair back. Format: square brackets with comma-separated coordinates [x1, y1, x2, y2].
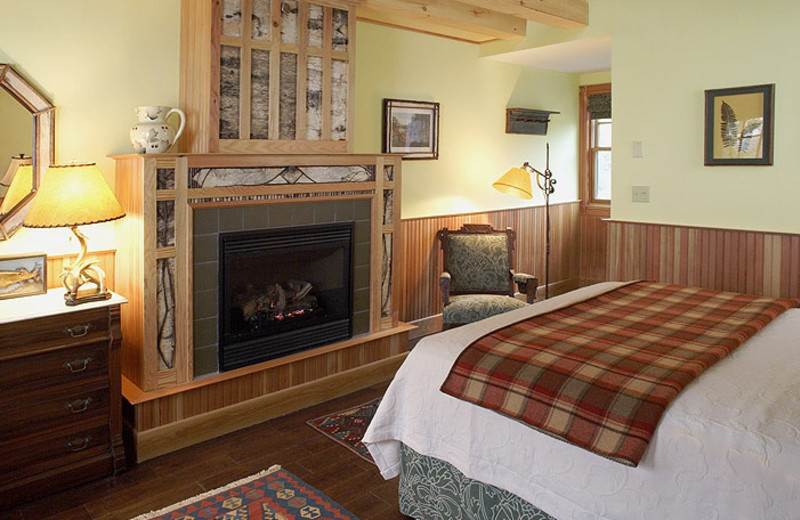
[437, 224, 516, 296]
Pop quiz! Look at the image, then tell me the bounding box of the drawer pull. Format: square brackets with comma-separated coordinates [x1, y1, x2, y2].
[64, 357, 92, 373]
[64, 324, 91, 338]
[65, 397, 93, 414]
[66, 436, 92, 452]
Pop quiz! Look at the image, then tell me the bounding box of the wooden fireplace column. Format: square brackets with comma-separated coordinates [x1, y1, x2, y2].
[113, 153, 409, 461]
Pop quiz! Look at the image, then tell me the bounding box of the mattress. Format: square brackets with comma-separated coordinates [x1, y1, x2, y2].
[363, 282, 800, 520]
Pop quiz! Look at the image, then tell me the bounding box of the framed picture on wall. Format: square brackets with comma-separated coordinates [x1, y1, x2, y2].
[0, 252, 46, 300]
[382, 99, 439, 160]
[704, 83, 774, 166]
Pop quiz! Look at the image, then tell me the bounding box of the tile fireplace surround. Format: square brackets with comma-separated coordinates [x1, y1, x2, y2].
[113, 153, 411, 461]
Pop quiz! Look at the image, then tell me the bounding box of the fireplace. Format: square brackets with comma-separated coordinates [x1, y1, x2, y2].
[218, 222, 354, 371]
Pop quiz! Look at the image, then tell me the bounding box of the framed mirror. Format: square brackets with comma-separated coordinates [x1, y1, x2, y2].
[0, 64, 54, 240]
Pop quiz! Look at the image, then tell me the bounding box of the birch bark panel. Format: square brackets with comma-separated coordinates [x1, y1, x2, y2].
[219, 45, 241, 140]
[331, 59, 347, 141]
[280, 0, 299, 44]
[190, 165, 374, 188]
[307, 3, 324, 48]
[331, 8, 348, 52]
[251, 0, 271, 40]
[157, 257, 176, 371]
[250, 49, 270, 139]
[279, 53, 298, 139]
[383, 164, 394, 181]
[221, 0, 243, 37]
[157, 200, 176, 248]
[382, 233, 392, 319]
[383, 190, 393, 226]
[306, 56, 323, 140]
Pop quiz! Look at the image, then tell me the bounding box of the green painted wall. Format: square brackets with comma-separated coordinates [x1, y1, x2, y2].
[612, 0, 800, 233]
[354, 22, 579, 219]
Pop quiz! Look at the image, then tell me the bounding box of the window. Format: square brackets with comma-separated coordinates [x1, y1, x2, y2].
[580, 84, 611, 209]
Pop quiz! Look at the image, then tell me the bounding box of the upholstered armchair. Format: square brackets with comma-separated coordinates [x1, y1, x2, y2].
[437, 224, 538, 328]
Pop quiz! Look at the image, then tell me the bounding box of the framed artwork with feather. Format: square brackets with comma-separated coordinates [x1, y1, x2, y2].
[705, 84, 774, 165]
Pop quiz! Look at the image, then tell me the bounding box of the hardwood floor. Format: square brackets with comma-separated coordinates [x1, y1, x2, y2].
[0, 383, 412, 520]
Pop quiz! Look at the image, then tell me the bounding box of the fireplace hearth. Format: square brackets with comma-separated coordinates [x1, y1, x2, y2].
[218, 222, 354, 371]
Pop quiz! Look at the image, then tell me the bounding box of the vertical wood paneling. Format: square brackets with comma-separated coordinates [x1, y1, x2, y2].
[608, 221, 800, 299]
[400, 202, 582, 323]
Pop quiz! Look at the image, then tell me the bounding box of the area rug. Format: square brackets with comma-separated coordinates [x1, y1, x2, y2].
[307, 398, 381, 464]
[130, 465, 359, 520]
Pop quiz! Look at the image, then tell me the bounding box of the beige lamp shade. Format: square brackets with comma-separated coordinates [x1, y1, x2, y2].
[0, 164, 33, 216]
[24, 163, 125, 228]
[492, 167, 533, 200]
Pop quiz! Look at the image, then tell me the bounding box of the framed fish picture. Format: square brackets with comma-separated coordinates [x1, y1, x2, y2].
[704, 84, 774, 166]
[0, 252, 46, 300]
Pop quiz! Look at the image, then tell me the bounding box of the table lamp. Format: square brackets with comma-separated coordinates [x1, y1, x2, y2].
[0, 163, 33, 217]
[493, 143, 556, 299]
[24, 163, 126, 305]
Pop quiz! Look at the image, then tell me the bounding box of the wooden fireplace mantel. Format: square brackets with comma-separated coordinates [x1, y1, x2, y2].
[113, 153, 410, 461]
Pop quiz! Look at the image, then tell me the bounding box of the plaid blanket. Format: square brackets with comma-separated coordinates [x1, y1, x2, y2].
[440, 282, 799, 466]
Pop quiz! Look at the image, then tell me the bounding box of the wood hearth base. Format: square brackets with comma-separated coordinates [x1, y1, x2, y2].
[122, 324, 413, 462]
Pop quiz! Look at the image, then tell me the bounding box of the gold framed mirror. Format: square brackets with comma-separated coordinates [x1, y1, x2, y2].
[0, 64, 55, 240]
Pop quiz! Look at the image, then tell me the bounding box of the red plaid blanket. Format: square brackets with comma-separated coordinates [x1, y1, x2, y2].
[440, 282, 799, 466]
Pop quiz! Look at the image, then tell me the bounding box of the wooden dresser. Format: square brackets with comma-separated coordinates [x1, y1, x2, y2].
[0, 290, 127, 509]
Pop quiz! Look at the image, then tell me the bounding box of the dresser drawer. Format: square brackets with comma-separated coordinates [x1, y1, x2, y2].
[0, 382, 109, 442]
[0, 307, 110, 352]
[0, 341, 109, 397]
[0, 424, 110, 486]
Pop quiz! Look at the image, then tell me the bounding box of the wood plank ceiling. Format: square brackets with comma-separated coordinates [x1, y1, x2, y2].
[356, 0, 589, 43]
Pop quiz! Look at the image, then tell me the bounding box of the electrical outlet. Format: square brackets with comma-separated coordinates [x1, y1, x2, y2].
[632, 185, 650, 203]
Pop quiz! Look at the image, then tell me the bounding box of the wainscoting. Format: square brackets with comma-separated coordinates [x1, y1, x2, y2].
[45, 250, 115, 291]
[608, 220, 800, 299]
[400, 201, 582, 324]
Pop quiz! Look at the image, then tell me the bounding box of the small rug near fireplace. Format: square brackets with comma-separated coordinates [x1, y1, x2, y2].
[129, 465, 359, 520]
[307, 398, 381, 464]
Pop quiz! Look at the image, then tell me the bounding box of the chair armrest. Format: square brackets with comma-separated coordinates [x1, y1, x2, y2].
[513, 273, 539, 303]
[439, 272, 452, 307]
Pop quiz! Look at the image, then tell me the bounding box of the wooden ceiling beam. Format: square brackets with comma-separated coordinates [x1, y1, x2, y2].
[455, 0, 588, 28]
[357, 0, 526, 41]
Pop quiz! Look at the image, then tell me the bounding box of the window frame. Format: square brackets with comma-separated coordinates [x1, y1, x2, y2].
[579, 83, 612, 214]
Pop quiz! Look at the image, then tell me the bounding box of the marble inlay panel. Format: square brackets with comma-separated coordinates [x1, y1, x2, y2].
[382, 233, 392, 318]
[221, 0, 242, 37]
[157, 257, 176, 370]
[331, 59, 347, 141]
[251, 49, 270, 139]
[220, 45, 241, 139]
[190, 165, 375, 188]
[157, 168, 175, 190]
[306, 56, 323, 140]
[383, 190, 393, 226]
[307, 3, 324, 48]
[280, 0, 299, 44]
[251, 0, 271, 40]
[157, 200, 176, 248]
[332, 8, 348, 51]
[279, 53, 297, 139]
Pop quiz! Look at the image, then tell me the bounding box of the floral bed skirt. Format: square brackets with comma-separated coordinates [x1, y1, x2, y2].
[398, 443, 556, 520]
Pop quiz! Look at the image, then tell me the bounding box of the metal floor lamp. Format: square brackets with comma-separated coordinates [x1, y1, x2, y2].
[492, 144, 556, 299]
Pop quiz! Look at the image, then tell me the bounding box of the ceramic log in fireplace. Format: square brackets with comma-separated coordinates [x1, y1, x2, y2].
[218, 223, 354, 371]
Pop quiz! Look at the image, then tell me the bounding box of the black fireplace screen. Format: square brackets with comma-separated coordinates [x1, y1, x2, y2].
[218, 222, 354, 371]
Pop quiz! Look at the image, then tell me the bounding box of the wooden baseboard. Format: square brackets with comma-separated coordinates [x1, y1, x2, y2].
[408, 314, 442, 340]
[129, 352, 408, 462]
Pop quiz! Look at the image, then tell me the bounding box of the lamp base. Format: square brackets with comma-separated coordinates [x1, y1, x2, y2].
[64, 288, 111, 306]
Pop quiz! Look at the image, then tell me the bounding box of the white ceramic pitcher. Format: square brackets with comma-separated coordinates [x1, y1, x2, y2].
[130, 106, 186, 154]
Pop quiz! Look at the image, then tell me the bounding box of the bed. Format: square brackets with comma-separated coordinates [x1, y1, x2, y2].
[363, 282, 800, 520]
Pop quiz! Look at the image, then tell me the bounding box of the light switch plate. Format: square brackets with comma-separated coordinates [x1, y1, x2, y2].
[632, 141, 644, 158]
[632, 185, 650, 202]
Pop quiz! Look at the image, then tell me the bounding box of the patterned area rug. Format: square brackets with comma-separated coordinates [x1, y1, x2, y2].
[130, 465, 359, 520]
[307, 398, 381, 464]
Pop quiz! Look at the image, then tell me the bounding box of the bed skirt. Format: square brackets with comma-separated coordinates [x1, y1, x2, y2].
[398, 443, 556, 520]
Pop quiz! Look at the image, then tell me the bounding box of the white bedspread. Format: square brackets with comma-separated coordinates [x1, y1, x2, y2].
[363, 282, 800, 520]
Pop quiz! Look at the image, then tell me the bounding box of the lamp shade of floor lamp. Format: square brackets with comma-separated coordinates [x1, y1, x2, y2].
[24, 163, 126, 305]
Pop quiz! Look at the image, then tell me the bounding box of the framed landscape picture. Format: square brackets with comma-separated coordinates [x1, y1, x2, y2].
[382, 99, 439, 160]
[704, 84, 774, 166]
[0, 252, 46, 300]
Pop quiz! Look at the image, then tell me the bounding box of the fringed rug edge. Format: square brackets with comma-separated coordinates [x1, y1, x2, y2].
[128, 464, 282, 520]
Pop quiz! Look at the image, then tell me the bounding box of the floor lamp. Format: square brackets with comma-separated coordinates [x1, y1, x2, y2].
[492, 143, 556, 299]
